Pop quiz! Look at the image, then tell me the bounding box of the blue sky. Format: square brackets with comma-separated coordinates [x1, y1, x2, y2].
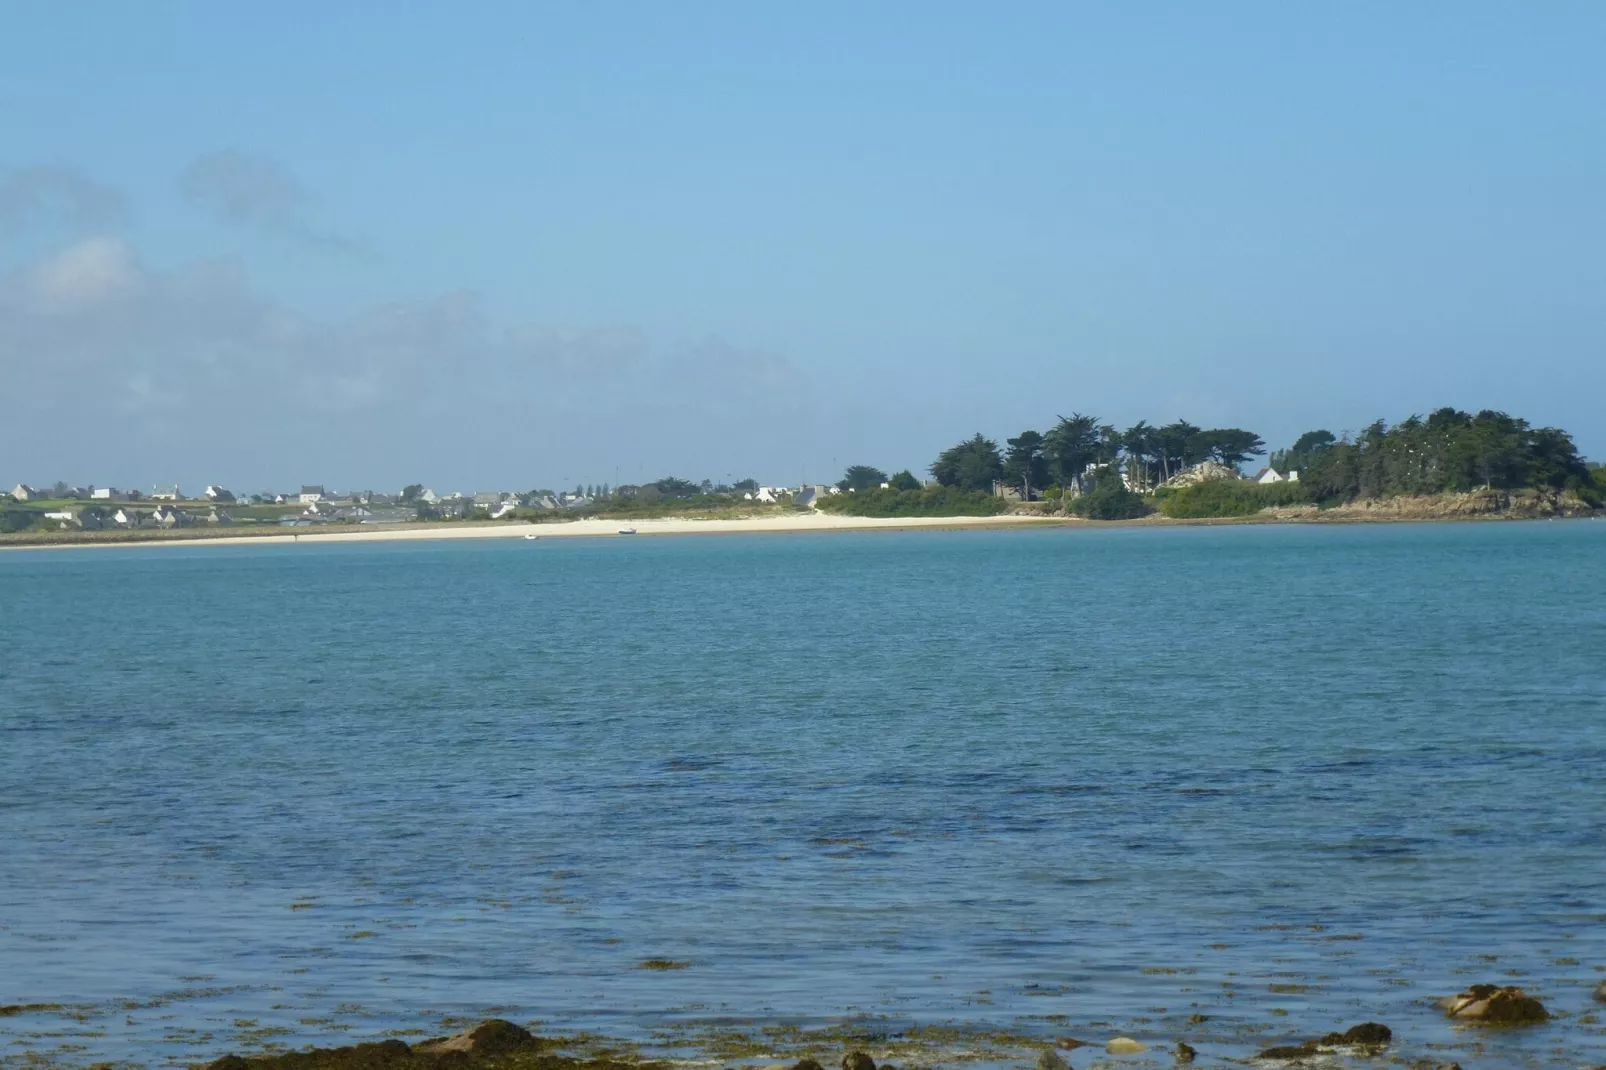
[2, 2, 1602, 491]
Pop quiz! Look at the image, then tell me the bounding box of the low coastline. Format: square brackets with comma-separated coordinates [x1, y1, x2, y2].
[1, 504, 1599, 552]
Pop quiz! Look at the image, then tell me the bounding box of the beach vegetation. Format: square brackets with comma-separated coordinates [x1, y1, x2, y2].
[1157, 480, 1312, 518]
[817, 485, 1006, 518]
[887, 469, 922, 491]
[1069, 476, 1150, 520]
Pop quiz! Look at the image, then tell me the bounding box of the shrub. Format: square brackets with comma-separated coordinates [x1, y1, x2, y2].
[1157, 479, 1313, 518]
[1069, 480, 1150, 520]
[817, 486, 1006, 518]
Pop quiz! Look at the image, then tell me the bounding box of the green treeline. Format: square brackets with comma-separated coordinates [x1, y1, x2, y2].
[826, 407, 1601, 520]
[1297, 409, 1592, 500]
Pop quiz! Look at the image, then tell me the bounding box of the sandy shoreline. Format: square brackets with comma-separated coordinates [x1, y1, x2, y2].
[3, 506, 1597, 552]
[0, 512, 1061, 551]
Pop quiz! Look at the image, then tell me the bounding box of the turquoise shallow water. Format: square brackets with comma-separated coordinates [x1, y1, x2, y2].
[2, 523, 1604, 1067]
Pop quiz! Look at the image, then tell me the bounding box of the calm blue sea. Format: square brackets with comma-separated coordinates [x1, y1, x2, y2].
[2, 524, 1604, 1067]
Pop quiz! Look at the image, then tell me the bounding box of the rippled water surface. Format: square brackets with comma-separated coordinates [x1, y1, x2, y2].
[2, 524, 1604, 1067]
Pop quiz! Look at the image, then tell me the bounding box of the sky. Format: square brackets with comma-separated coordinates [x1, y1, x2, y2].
[2, 1, 1603, 493]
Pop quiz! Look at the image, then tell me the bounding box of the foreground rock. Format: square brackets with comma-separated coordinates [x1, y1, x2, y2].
[1595, 980, 1606, 1003]
[841, 1053, 875, 1070]
[1034, 1051, 1068, 1070]
[416, 1021, 543, 1056]
[1257, 1023, 1391, 1060]
[1174, 1040, 1196, 1063]
[206, 1020, 649, 1070]
[1441, 985, 1549, 1024]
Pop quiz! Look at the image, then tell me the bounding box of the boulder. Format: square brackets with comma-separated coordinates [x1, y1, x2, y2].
[1106, 1038, 1148, 1054]
[416, 1020, 540, 1056]
[207, 1039, 414, 1070]
[1035, 1051, 1068, 1070]
[1322, 1023, 1391, 1047]
[793, 1060, 825, 1070]
[1441, 985, 1548, 1024]
[1257, 1023, 1390, 1060]
[1595, 980, 1606, 1003]
[1174, 1040, 1196, 1063]
[842, 1052, 876, 1070]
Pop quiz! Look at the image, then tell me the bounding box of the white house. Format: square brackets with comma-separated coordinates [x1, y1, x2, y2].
[204, 485, 236, 502]
[112, 507, 143, 528]
[1255, 468, 1300, 484]
[150, 484, 181, 500]
[751, 486, 787, 503]
[793, 485, 839, 509]
[490, 500, 519, 519]
[151, 504, 191, 529]
[11, 483, 43, 501]
[298, 485, 326, 504]
[90, 487, 120, 500]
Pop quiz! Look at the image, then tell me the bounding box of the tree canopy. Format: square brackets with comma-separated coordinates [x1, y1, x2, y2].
[1301, 409, 1590, 499]
[838, 465, 889, 492]
[931, 434, 1004, 492]
[1003, 431, 1048, 498]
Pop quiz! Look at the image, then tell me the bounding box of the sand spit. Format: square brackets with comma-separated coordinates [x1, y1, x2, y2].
[1, 512, 1058, 551]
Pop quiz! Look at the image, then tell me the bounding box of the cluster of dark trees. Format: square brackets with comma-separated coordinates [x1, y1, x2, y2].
[836, 465, 921, 492]
[929, 416, 1267, 498]
[1293, 409, 1593, 499]
[902, 407, 1594, 505]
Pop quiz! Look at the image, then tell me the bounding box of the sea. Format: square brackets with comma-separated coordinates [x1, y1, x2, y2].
[2, 522, 1604, 1068]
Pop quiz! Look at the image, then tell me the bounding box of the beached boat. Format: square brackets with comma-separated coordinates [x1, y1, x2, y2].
[617, 527, 637, 535]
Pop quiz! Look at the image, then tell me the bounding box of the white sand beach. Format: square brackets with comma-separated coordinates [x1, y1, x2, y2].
[10, 511, 1060, 551]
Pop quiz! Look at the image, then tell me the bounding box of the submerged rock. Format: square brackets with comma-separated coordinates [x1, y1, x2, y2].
[1322, 1023, 1391, 1047]
[1055, 1037, 1087, 1050]
[1174, 1040, 1196, 1063]
[842, 1052, 876, 1070]
[1442, 985, 1549, 1024]
[1257, 1023, 1391, 1060]
[416, 1020, 540, 1056]
[1035, 1050, 1068, 1070]
[1595, 980, 1606, 1003]
[1105, 1038, 1148, 1054]
[201, 1021, 640, 1070]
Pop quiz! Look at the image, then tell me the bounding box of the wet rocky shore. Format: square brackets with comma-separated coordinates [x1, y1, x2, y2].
[10, 981, 1548, 1070]
[3, 976, 1604, 1070]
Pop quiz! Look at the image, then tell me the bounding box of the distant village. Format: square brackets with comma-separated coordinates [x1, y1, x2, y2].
[4, 480, 844, 531]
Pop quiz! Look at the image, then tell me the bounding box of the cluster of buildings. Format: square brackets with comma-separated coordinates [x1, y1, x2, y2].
[8, 478, 866, 532]
[6, 480, 617, 531]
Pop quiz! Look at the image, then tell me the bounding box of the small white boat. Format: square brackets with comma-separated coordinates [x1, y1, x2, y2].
[523, 534, 540, 540]
[617, 527, 637, 535]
